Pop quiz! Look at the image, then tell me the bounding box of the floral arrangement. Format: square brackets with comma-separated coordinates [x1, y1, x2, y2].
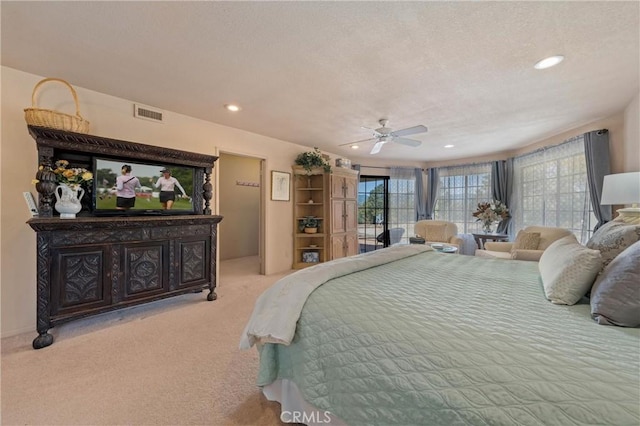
[295, 147, 331, 174]
[472, 200, 510, 232]
[34, 160, 93, 190]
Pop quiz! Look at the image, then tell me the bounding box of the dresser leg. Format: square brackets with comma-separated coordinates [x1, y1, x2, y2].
[32, 332, 54, 349]
[207, 289, 217, 301]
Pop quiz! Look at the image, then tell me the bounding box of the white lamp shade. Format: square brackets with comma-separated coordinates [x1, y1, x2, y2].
[600, 172, 640, 205]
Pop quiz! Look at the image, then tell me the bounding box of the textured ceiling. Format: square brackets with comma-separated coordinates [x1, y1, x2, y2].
[2, 1, 638, 162]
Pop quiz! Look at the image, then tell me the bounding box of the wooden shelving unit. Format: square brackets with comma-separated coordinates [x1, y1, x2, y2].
[292, 166, 328, 269]
[292, 165, 359, 269]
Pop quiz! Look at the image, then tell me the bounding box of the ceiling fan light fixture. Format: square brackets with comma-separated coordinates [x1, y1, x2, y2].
[339, 120, 427, 154]
[224, 103, 241, 112]
[534, 55, 564, 70]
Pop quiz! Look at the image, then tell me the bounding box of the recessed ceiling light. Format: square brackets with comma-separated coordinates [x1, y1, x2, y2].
[534, 55, 564, 70]
[224, 104, 241, 112]
[444, 144, 454, 148]
[351, 145, 359, 150]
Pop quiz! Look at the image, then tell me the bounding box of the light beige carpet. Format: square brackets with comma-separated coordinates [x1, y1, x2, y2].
[1, 256, 292, 425]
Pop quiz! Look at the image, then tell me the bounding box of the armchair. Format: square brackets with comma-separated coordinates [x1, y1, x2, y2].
[475, 226, 573, 261]
[414, 220, 463, 251]
[376, 228, 405, 246]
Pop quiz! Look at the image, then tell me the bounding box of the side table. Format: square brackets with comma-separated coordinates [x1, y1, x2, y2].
[472, 232, 509, 249]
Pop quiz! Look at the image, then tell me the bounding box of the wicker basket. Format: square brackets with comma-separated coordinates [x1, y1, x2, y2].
[24, 78, 90, 133]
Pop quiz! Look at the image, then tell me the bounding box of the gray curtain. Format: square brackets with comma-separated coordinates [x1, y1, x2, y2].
[415, 168, 427, 220]
[425, 168, 439, 219]
[492, 159, 513, 235]
[584, 129, 611, 230]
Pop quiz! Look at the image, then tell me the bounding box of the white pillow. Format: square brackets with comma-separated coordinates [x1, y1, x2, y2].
[539, 235, 602, 305]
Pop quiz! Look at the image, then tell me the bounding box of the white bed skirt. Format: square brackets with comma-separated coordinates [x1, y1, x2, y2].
[262, 379, 346, 426]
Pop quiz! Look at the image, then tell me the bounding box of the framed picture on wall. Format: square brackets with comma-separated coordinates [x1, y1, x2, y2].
[271, 171, 290, 201]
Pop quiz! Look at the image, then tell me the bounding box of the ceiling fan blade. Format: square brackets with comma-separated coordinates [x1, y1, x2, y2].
[338, 137, 376, 147]
[370, 141, 385, 155]
[390, 125, 428, 137]
[362, 125, 385, 137]
[393, 137, 422, 147]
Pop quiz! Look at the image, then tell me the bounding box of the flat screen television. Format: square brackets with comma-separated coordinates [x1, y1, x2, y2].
[92, 157, 197, 216]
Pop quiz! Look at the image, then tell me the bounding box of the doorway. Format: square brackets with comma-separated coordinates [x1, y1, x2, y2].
[358, 176, 388, 253]
[218, 152, 265, 274]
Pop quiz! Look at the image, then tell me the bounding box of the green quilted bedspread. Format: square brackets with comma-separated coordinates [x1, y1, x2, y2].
[257, 251, 640, 425]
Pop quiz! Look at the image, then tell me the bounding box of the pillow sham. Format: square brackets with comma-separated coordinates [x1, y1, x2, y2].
[539, 235, 602, 305]
[590, 240, 640, 327]
[510, 231, 541, 259]
[586, 221, 640, 269]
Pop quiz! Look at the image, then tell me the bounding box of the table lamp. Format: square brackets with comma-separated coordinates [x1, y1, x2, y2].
[600, 172, 640, 221]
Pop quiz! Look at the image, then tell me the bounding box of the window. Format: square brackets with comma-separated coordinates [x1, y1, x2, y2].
[434, 163, 492, 233]
[388, 176, 415, 244]
[429, 135, 597, 243]
[512, 135, 595, 243]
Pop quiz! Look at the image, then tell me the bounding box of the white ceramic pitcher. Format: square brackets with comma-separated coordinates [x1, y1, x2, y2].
[54, 183, 84, 219]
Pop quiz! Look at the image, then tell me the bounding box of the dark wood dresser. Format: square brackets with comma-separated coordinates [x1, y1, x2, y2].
[26, 126, 222, 349]
[28, 215, 222, 349]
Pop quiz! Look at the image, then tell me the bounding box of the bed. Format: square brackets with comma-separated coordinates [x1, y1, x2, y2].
[241, 245, 640, 425]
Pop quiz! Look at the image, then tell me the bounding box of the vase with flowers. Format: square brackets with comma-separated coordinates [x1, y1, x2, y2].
[472, 200, 510, 234]
[34, 160, 93, 219]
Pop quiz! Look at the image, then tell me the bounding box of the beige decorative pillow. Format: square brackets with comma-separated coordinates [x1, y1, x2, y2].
[423, 224, 447, 242]
[539, 235, 603, 305]
[510, 231, 541, 258]
[586, 221, 640, 269]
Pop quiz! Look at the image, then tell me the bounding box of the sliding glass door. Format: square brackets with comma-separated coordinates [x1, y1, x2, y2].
[358, 177, 388, 253]
[358, 174, 417, 252]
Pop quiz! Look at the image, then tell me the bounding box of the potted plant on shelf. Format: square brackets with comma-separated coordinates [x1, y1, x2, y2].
[295, 147, 331, 174]
[299, 216, 321, 233]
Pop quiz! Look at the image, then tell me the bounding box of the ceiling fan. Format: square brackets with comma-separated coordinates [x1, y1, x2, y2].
[340, 119, 428, 155]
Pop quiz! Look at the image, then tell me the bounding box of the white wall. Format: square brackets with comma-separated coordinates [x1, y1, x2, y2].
[623, 93, 639, 172]
[0, 66, 333, 337]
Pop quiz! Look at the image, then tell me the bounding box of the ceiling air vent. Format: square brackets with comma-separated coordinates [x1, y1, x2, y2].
[134, 104, 164, 123]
